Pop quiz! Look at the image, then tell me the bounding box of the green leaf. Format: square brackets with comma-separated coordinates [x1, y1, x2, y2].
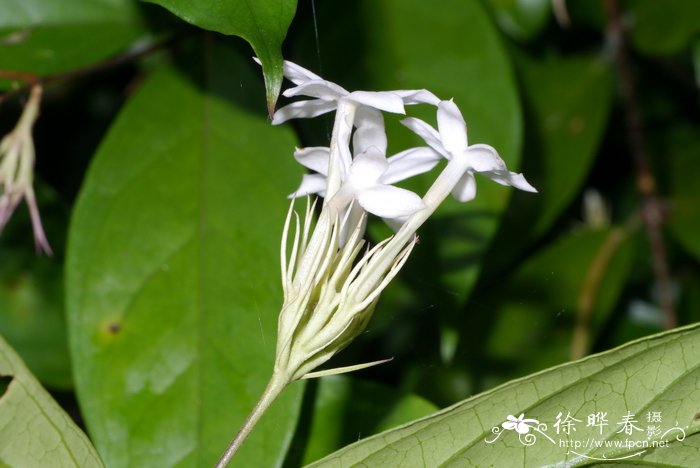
[300, 376, 439, 465]
[145, 0, 297, 114]
[0, 0, 146, 85]
[310, 324, 700, 467]
[486, 0, 551, 41]
[66, 41, 304, 467]
[0, 334, 103, 467]
[627, 0, 700, 55]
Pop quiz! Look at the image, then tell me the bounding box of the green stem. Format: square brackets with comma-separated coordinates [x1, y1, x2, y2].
[215, 372, 288, 468]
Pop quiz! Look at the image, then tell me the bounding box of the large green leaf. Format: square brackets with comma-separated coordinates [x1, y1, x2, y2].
[0, 334, 103, 467]
[0, 0, 146, 85]
[145, 0, 297, 113]
[66, 42, 304, 467]
[310, 324, 700, 467]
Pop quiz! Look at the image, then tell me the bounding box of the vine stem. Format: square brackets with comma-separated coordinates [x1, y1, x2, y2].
[603, 0, 676, 329]
[0, 37, 173, 104]
[215, 372, 289, 468]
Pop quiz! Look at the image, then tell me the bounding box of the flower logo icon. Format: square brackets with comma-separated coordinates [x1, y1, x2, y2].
[502, 414, 540, 434]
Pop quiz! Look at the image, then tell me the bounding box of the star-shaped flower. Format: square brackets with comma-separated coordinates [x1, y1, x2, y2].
[502, 414, 539, 434]
[268, 60, 439, 125]
[402, 100, 537, 202]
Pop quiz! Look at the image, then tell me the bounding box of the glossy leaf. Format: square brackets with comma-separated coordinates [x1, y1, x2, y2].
[145, 0, 297, 113]
[0, 0, 146, 86]
[0, 334, 103, 467]
[300, 376, 438, 465]
[66, 43, 304, 467]
[310, 324, 700, 467]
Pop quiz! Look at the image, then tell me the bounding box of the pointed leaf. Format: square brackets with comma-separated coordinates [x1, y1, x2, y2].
[66, 43, 304, 467]
[310, 324, 700, 467]
[145, 0, 297, 113]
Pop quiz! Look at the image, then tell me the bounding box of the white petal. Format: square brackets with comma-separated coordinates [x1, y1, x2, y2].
[336, 104, 355, 177]
[401, 117, 449, 158]
[347, 91, 405, 114]
[395, 89, 440, 106]
[481, 170, 538, 192]
[451, 172, 477, 202]
[383, 147, 442, 184]
[357, 185, 425, 219]
[465, 144, 506, 172]
[283, 60, 323, 84]
[283, 80, 347, 100]
[353, 107, 387, 155]
[272, 99, 337, 124]
[437, 100, 468, 154]
[294, 147, 331, 175]
[350, 147, 388, 187]
[289, 174, 327, 198]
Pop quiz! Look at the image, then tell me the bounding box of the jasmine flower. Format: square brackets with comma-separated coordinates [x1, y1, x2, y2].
[402, 99, 537, 202]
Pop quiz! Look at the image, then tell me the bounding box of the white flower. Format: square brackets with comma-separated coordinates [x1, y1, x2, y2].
[402, 100, 537, 202]
[269, 60, 439, 125]
[502, 414, 539, 434]
[0, 85, 51, 255]
[291, 143, 439, 220]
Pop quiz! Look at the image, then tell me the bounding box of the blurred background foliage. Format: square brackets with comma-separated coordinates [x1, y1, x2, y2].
[1, 0, 699, 465]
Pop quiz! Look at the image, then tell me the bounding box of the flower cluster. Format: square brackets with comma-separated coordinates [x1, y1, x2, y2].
[217, 60, 538, 466]
[0, 85, 51, 255]
[267, 60, 536, 385]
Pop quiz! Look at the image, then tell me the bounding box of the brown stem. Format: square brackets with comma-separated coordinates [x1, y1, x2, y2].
[0, 36, 174, 104]
[0, 70, 39, 87]
[603, 0, 676, 329]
